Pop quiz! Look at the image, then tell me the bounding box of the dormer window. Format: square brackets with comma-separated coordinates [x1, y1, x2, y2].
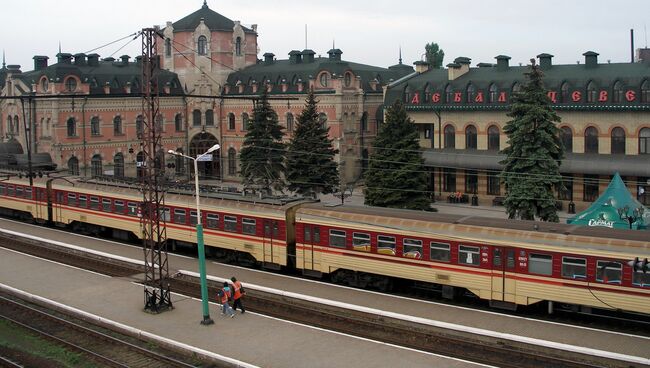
[466, 83, 476, 103]
[65, 77, 77, 92]
[198, 36, 207, 55]
[489, 83, 498, 103]
[586, 81, 597, 103]
[511, 82, 522, 94]
[319, 72, 330, 88]
[560, 82, 570, 102]
[641, 80, 649, 103]
[344, 72, 352, 87]
[612, 81, 623, 103]
[40, 77, 49, 93]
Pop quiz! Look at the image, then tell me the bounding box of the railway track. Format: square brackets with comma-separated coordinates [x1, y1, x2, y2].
[0, 295, 201, 368]
[0, 233, 641, 368]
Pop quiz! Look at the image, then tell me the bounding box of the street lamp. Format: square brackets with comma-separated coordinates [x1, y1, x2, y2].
[168, 143, 220, 326]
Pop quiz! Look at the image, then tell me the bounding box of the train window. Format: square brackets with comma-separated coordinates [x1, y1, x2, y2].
[206, 213, 219, 229]
[529, 253, 552, 275]
[127, 202, 138, 216]
[304, 226, 311, 242]
[90, 196, 99, 210]
[377, 235, 396, 255]
[329, 229, 346, 248]
[273, 221, 280, 238]
[0, 184, 5, 194]
[493, 248, 502, 267]
[632, 270, 650, 288]
[403, 238, 422, 259]
[16, 187, 23, 198]
[562, 257, 587, 279]
[67, 193, 77, 206]
[458, 245, 480, 266]
[313, 227, 320, 243]
[56, 191, 63, 203]
[114, 200, 125, 214]
[161, 207, 171, 222]
[190, 211, 198, 226]
[78, 195, 87, 208]
[430, 242, 450, 262]
[224, 215, 237, 232]
[174, 209, 186, 224]
[506, 249, 516, 268]
[102, 198, 111, 212]
[352, 232, 371, 252]
[596, 261, 622, 284]
[7, 186, 15, 197]
[243, 218, 256, 235]
[25, 187, 32, 199]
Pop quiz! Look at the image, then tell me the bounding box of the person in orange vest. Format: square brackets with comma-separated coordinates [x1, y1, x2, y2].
[230, 276, 246, 314]
[217, 281, 236, 318]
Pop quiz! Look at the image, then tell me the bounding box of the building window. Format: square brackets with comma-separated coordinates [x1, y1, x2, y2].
[487, 125, 500, 150]
[611, 127, 626, 154]
[560, 126, 573, 153]
[641, 80, 650, 103]
[465, 125, 477, 149]
[197, 35, 207, 55]
[113, 116, 122, 135]
[586, 81, 597, 103]
[488, 83, 498, 103]
[235, 37, 242, 56]
[65, 77, 77, 92]
[165, 38, 172, 57]
[562, 256, 587, 279]
[285, 113, 293, 132]
[584, 126, 599, 153]
[511, 82, 522, 94]
[445, 84, 453, 103]
[561, 82, 570, 103]
[487, 170, 500, 195]
[175, 113, 183, 132]
[443, 168, 456, 192]
[114, 153, 124, 178]
[242, 113, 249, 131]
[612, 81, 624, 103]
[228, 148, 236, 175]
[192, 109, 201, 126]
[583, 174, 599, 202]
[6, 116, 12, 135]
[558, 175, 573, 200]
[423, 84, 432, 102]
[41, 77, 49, 93]
[444, 125, 455, 149]
[136, 115, 144, 137]
[67, 117, 76, 137]
[155, 114, 164, 132]
[205, 109, 214, 126]
[68, 156, 79, 175]
[465, 170, 478, 194]
[91, 154, 102, 177]
[466, 83, 476, 103]
[90, 116, 100, 136]
[228, 113, 235, 130]
[639, 128, 650, 154]
[319, 113, 327, 129]
[319, 72, 330, 87]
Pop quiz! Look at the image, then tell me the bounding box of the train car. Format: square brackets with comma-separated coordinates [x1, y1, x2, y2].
[294, 203, 650, 315]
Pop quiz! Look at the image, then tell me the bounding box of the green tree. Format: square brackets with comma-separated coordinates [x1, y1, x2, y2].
[500, 59, 564, 222]
[364, 99, 431, 210]
[239, 89, 286, 193]
[425, 42, 445, 69]
[286, 90, 339, 198]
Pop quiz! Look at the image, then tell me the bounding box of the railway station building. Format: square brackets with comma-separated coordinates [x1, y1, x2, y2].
[384, 51, 650, 211]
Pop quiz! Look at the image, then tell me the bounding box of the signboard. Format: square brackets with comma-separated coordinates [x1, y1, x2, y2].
[197, 155, 213, 162]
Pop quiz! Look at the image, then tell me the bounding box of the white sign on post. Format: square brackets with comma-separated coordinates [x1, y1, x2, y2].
[196, 155, 213, 162]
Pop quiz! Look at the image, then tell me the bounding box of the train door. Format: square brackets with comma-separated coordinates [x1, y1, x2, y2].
[301, 224, 320, 273]
[262, 220, 277, 267]
[491, 247, 517, 304]
[51, 190, 64, 225]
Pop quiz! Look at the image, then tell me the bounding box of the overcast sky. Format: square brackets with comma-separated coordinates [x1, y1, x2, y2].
[3, 0, 649, 72]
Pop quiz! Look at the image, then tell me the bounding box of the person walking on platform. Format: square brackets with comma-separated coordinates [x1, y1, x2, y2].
[230, 276, 246, 314]
[218, 282, 236, 318]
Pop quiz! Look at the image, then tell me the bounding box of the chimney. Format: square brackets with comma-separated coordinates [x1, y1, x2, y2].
[120, 55, 130, 65]
[327, 48, 342, 61]
[33, 56, 49, 71]
[252, 24, 257, 33]
[414, 60, 430, 73]
[537, 53, 553, 70]
[103, 57, 116, 62]
[495, 55, 511, 71]
[87, 53, 100, 67]
[289, 50, 302, 64]
[583, 51, 599, 68]
[134, 55, 143, 64]
[263, 52, 275, 65]
[302, 49, 316, 63]
[73, 53, 87, 66]
[447, 57, 471, 80]
[476, 62, 494, 68]
[57, 53, 72, 64]
[6, 65, 21, 74]
[636, 48, 650, 64]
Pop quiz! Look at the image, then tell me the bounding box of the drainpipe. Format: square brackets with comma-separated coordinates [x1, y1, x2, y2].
[434, 109, 442, 198]
[82, 97, 88, 177]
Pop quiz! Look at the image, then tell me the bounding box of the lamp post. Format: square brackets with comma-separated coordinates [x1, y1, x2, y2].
[168, 143, 220, 326]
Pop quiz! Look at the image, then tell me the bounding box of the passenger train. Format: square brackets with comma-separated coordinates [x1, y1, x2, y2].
[0, 175, 648, 316]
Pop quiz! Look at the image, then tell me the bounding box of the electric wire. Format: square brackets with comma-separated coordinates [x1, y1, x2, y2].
[84, 32, 140, 54]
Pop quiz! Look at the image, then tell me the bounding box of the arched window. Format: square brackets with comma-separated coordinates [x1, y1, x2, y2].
[423, 84, 432, 102]
[67, 117, 76, 137]
[155, 114, 164, 132]
[584, 126, 599, 153]
[286, 113, 293, 132]
[65, 77, 77, 92]
[228, 148, 237, 175]
[114, 153, 124, 178]
[319, 72, 330, 88]
[136, 115, 144, 137]
[235, 37, 242, 56]
[561, 82, 570, 102]
[192, 109, 201, 126]
[487, 125, 500, 150]
[6, 116, 12, 135]
[68, 156, 79, 176]
[445, 84, 453, 103]
[136, 152, 145, 178]
[175, 113, 183, 132]
[444, 124, 455, 149]
[198, 35, 207, 55]
[90, 116, 100, 136]
[512, 82, 522, 94]
[560, 126, 573, 153]
[242, 113, 249, 131]
[91, 154, 102, 177]
[586, 81, 597, 103]
[611, 127, 626, 154]
[465, 125, 477, 149]
[612, 81, 624, 103]
[113, 116, 122, 135]
[165, 38, 172, 57]
[466, 83, 476, 103]
[205, 109, 214, 126]
[641, 80, 650, 103]
[403, 85, 412, 103]
[228, 113, 235, 130]
[14, 115, 19, 136]
[318, 113, 328, 129]
[638, 128, 650, 154]
[488, 84, 498, 103]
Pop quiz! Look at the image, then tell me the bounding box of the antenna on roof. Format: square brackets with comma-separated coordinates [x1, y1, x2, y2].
[399, 45, 403, 64]
[332, 38, 335, 49]
[2, 50, 5, 68]
[58, 41, 61, 54]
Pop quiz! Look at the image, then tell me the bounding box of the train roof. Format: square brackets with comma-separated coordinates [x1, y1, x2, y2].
[296, 203, 649, 256]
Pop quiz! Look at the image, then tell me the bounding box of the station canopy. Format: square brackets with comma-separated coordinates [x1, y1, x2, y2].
[567, 173, 649, 230]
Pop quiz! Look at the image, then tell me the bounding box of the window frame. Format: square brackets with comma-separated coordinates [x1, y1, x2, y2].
[403, 238, 423, 259]
[352, 232, 371, 252]
[224, 215, 237, 232]
[561, 256, 587, 280]
[206, 213, 219, 229]
[528, 253, 553, 276]
[458, 245, 480, 266]
[242, 218, 256, 235]
[329, 229, 347, 248]
[174, 208, 187, 224]
[596, 260, 622, 284]
[377, 235, 396, 256]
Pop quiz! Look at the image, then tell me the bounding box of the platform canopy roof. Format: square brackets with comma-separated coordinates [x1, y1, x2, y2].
[567, 173, 649, 230]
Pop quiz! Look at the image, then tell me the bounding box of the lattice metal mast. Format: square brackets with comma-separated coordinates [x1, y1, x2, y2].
[141, 27, 172, 313]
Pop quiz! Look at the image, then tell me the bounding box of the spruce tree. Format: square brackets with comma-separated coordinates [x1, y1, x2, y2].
[500, 59, 564, 222]
[364, 99, 431, 210]
[286, 90, 339, 198]
[239, 89, 286, 193]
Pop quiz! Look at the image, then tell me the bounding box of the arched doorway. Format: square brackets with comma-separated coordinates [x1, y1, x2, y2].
[189, 132, 220, 180]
